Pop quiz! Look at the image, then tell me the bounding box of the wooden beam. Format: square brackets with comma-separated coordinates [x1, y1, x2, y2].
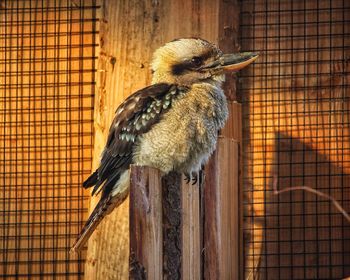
[218, 0, 241, 102]
[181, 174, 201, 280]
[203, 137, 240, 280]
[129, 165, 163, 280]
[222, 102, 242, 140]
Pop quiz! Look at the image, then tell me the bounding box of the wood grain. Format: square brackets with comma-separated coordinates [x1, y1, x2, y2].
[129, 165, 163, 280]
[181, 174, 201, 280]
[204, 137, 240, 280]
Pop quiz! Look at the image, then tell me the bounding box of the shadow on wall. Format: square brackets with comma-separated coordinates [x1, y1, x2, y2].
[262, 132, 350, 279]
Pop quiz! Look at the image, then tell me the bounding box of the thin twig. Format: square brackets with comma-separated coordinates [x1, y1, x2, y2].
[272, 175, 350, 223]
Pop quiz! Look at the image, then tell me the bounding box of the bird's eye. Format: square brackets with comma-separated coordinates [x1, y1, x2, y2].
[191, 56, 203, 67]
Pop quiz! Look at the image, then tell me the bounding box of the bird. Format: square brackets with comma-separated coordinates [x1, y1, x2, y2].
[71, 38, 258, 252]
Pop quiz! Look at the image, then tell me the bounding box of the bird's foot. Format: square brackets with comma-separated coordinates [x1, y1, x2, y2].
[184, 171, 203, 185]
[184, 172, 191, 184]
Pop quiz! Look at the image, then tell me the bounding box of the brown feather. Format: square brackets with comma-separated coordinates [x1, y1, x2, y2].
[70, 187, 128, 252]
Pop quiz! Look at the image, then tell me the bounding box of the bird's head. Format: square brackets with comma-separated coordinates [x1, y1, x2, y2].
[151, 38, 258, 87]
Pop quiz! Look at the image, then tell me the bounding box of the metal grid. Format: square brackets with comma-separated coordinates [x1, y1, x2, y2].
[0, 0, 98, 278]
[239, 0, 350, 279]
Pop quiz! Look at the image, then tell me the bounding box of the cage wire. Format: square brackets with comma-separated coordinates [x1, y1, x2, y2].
[239, 0, 350, 279]
[0, 0, 98, 278]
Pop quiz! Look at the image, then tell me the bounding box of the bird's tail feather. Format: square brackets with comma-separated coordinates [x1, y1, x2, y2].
[70, 189, 128, 253]
[83, 170, 98, 188]
[71, 171, 130, 253]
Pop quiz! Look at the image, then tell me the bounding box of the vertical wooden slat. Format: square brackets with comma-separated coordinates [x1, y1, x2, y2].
[222, 102, 242, 140]
[204, 137, 240, 280]
[230, 102, 244, 280]
[129, 165, 163, 280]
[181, 175, 201, 280]
[218, 0, 241, 102]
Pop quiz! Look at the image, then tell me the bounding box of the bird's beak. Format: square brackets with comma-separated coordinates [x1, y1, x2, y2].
[202, 52, 259, 72]
[220, 52, 259, 71]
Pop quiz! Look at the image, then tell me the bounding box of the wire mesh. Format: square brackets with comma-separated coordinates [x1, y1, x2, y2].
[0, 0, 98, 278]
[239, 0, 350, 279]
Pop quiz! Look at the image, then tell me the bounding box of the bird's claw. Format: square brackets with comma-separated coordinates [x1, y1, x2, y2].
[184, 172, 200, 185]
[192, 173, 198, 185]
[184, 172, 191, 184]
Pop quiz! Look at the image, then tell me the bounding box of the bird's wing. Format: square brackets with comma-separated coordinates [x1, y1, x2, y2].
[85, 82, 181, 196]
[71, 83, 187, 252]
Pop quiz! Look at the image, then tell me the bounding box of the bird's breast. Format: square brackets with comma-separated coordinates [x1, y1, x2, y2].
[133, 84, 228, 173]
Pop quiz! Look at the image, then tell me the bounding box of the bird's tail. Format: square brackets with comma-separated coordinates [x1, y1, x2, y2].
[83, 170, 98, 188]
[70, 171, 130, 253]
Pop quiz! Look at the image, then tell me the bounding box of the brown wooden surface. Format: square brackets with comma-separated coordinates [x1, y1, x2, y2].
[218, 0, 241, 102]
[204, 137, 240, 280]
[129, 166, 163, 280]
[222, 102, 242, 140]
[181, 174, 201, 280]
[86, 0, 241, 279]
[227, 103, 244, 280]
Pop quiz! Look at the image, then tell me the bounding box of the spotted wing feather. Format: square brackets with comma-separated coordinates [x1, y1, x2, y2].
[83, 83, 184, 196]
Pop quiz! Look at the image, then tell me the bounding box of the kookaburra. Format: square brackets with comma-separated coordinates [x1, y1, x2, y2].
[71, 38, 258, 251]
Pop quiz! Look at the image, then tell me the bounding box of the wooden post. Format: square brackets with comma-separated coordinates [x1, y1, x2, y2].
[129, 166, 163, 280]
[129, 135, 240, 279]
[181, 175, 201, 280]
[203, 137, 240, 280]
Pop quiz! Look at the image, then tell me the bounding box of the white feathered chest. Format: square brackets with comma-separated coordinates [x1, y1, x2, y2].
[133, 82, 228, 173]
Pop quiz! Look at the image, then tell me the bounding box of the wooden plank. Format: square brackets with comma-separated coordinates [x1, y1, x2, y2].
[218, 0, 241, 102]
[204, 137, 240, 280]
[222, 102, 242, 140]
[229, 102, 244, 280]
[181, 174, 201, 280]
[129, 165, 163, 280]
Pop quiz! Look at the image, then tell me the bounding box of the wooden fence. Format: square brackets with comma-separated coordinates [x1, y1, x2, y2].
[129, 136, 240, 280]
